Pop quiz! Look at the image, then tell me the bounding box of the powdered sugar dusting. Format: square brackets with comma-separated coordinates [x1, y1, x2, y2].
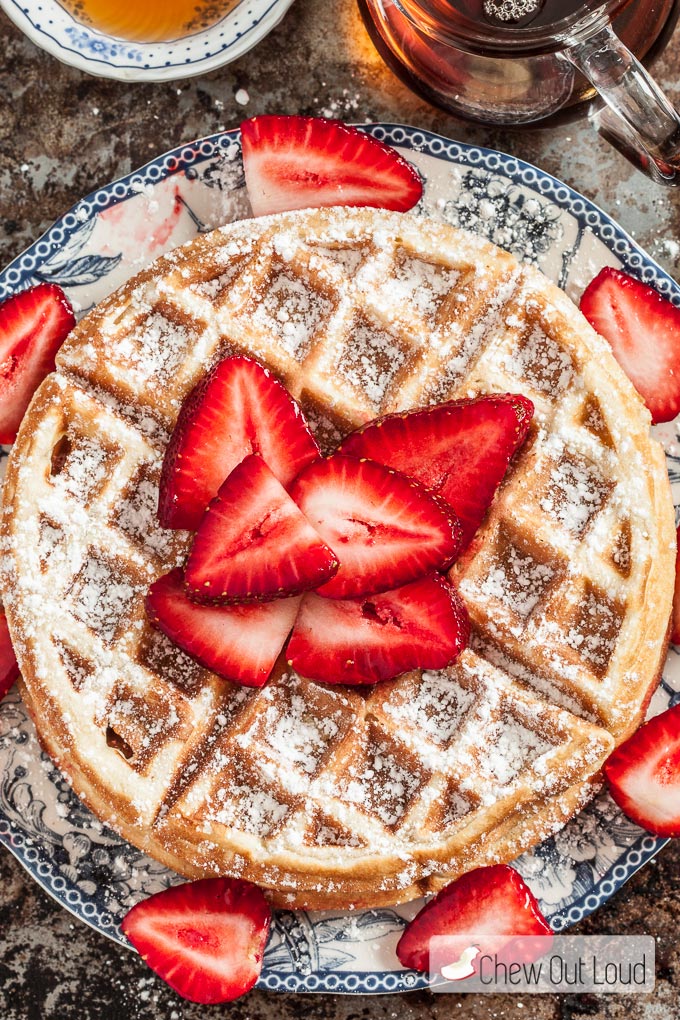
[114, 308, 198, 386]
[338, 318, 407, 408]
[250, 270, 332, 358]
[540, 453, 610, 536]
[385, 671, 476, 746]
[391, 255, 459, 320]
[340, 730, 426, 828]
[508, 323, 575, 394]
[482, 714, 553, 785]
[68, 556, 137, 643]
[211, 767, 290, 836]
[478, 540, 555, 617]
[237, 678, 349, 777]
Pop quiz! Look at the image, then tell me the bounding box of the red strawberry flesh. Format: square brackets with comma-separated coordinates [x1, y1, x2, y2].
[289, 455, 462, 598]
[121, 877, 271, 1004]
[240, 115, 422, 217]
[287, 575, 470, 685]
[338, 395, 534, 550]
[146, 568, 300, 687]
[580, 266, 680, 424]
[185, 453, 338, 603]
[604, 703, 680, 836]
[158, 355, 320, 531]
[0, 608, 19, 700]
[396, 864, 551, 973]
[0, 282, 75, 444]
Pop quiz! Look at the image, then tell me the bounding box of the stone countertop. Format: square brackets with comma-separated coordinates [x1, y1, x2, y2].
[1, 2, 680, 1017]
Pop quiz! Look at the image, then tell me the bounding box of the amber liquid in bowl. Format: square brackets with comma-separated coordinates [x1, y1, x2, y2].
[61, 0, 238, 42]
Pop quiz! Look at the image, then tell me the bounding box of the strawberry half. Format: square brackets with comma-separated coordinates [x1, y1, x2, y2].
[240, 115, 422, 217]
[604, 703, 680, 836]
[0, 608, 19, 700]
[158, 355, 320, 531]
[338, 395, 534, 550]
[185, 454, 338, 603]
[121, 877, 271, 1004]
[289, 455, 462, 599]
[672, 524, 680, 645]
[396, 864, 551, 974]
[580, 267, 680, 424]
[287, 575, 470, 685]
[0, 282, 75, 444]
[146, 568, 300, 687]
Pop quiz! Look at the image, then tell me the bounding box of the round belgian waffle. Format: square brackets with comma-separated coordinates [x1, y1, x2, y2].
[1, 207, 674, 909]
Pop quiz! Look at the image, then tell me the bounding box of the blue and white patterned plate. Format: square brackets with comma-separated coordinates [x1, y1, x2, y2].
[1, 124, 679, 995]
[0, 0, 295, 81]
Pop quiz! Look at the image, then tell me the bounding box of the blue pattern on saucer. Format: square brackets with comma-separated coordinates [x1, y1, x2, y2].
[0, 0, 293, 80]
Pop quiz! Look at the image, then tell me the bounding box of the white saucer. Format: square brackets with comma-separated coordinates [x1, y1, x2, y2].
[0, 0, 295, 81]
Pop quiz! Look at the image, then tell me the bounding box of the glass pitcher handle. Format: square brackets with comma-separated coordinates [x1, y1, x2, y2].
[565, 20, 680, 184]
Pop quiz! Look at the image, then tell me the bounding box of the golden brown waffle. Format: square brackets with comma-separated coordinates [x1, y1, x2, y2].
[1, 208, 674, 909]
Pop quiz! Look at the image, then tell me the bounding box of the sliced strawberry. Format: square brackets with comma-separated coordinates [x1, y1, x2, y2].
[159, 355, 320, 531]
[240, 115, 422, 217]
[121, 877, 271, 1004]
[0, 282, 75, 444]
[185, 454, 338, 603]
[396, 864, 551, 974]
[289, 455, 461, 599]
[0, 608, 19, 700]
[338, 395, 534, 550]
[672, 524, 680, 645]
[604, 703, 680, 836]
[287, 575, 469, 685]
[146, 568, 300, 687]
[580, 267, 680, 424]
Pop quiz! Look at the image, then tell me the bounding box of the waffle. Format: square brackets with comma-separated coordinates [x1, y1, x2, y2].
[1, 208, 674, 910]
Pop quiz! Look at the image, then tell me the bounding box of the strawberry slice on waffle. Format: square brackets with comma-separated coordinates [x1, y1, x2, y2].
[289, 455, 462, 599]
[185, 453, 338, 603]
[146, 568, 300, 687]
[338, 395, 534, 550]
[287, 575, 470, 685]
[158, 355, 320, 531]
[0, 608, 19, 700]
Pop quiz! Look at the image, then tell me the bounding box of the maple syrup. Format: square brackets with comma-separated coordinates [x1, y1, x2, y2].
[359, 0, 678, 121]
[62, 0, 237, 42]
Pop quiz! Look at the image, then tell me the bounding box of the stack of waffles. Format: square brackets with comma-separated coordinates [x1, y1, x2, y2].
[1, 208, 673, 908]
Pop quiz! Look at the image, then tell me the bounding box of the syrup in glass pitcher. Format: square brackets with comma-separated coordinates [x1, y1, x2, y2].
[360, 0, 680, 182]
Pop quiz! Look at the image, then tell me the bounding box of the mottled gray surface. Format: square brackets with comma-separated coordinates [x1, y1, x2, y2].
[2, 2, 680, 1016]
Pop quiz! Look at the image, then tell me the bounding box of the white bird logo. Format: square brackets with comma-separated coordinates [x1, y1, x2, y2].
[440, 945, 481, 981]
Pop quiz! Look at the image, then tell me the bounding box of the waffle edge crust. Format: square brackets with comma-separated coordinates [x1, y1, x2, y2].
[1, 208, 675, 910]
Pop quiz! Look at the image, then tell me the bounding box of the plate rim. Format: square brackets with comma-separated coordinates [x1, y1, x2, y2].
[0, 121, 675, 995]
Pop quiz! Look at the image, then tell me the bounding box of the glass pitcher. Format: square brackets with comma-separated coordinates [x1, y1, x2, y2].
[359, 0, 680, 183]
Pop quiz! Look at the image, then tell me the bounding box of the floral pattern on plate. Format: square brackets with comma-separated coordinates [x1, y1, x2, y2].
[0, 124, 678, 994]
